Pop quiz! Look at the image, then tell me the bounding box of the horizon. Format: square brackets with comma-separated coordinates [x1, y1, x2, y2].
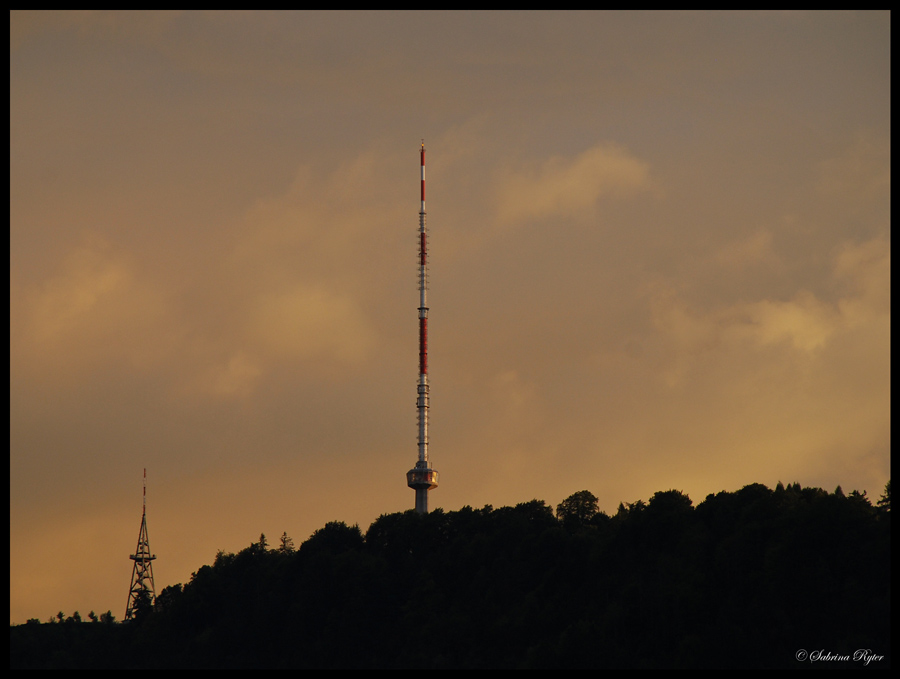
[16, 478, 890, 625]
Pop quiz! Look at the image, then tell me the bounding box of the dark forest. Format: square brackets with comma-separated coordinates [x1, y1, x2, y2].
[10, 480, 890, 669]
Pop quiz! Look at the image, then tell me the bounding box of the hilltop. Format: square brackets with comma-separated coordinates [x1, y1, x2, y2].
[10, 481, 891, 669]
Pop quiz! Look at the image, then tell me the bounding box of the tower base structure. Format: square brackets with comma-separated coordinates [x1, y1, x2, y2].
[407, 462, 439, 514]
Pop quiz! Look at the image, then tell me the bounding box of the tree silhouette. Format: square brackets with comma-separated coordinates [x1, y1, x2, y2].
[253, 533, 269, 552]
[302, 521, 364, 556]
[278, 531, 295, 553]
[556, 490, 599, 528]
[131, 589, 154, 623]
[154, 584, 183, 615]
[9, 481, 892, 669]
[877, 479, 891, 512]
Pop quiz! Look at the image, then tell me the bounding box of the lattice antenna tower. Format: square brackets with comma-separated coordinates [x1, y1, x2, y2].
[125, 468, 157, 620]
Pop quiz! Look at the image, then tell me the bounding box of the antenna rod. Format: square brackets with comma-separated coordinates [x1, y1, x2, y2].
[418, 141, 428, 465]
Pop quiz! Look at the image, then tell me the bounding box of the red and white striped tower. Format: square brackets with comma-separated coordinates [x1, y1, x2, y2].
[407, 142, 439, 513]
[125, 468, 156, 620]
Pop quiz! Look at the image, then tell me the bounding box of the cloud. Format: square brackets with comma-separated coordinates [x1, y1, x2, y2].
[577, 234, 890, 508]
[713, 228, 778, 269]
[816, 132, 890, 202]
[736, 291, 841, 353]
[193, 352, 264, 399]
[23, 235, 132, 343]
[249, 285, 376, 364]
[494, 143, 651, 226]
[11, 234, 172, 382]
[649, 233, 889, 387]
[833, 234, 891, 322]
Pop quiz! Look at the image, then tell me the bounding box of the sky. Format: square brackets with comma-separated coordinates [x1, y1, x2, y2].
[10, 10, 890, 624]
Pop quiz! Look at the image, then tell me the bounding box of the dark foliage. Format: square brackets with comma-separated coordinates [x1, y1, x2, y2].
[10, 482, 891, 669]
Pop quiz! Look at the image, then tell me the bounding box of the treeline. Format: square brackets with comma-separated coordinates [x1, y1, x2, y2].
[10, 481, 891, 669]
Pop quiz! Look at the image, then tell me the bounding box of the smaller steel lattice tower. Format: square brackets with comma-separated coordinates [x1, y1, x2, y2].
[125, 468, 156, 620]
[407, 142, 439, 513]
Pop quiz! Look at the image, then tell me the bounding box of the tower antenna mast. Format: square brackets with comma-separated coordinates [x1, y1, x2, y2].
[125, 468, 157, 620]
[407, 142, 439, 512]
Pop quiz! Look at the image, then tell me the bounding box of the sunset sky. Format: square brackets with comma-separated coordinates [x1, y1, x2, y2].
[10, 10, 890, 624]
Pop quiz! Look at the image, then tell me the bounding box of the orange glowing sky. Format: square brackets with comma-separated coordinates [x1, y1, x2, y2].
[10, 10, 890, 624]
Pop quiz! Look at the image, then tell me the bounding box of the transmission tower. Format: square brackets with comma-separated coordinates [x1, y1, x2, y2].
[407, 142, 439, 512]
[125, 468, 156, 620]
